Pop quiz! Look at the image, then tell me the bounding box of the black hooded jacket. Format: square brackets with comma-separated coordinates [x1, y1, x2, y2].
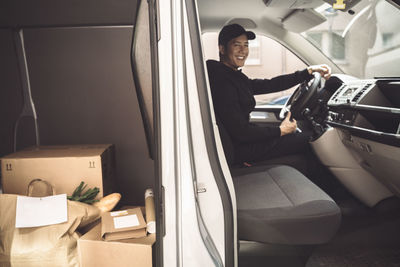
[206, 59, 312, 162]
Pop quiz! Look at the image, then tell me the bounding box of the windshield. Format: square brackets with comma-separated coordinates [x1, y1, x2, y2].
[302, 0, 400, 79]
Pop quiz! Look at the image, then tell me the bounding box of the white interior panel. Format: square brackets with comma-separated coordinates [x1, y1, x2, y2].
[311, 128, 392, 206]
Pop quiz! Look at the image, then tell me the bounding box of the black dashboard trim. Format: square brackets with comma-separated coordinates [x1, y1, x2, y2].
[330, 104, 400, 114]
[327, 121, 400, 147]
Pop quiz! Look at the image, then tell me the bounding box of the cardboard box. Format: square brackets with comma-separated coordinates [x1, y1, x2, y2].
[78, 223, 155, 267]
[102, 208, 147, 241]
[1, 144, 115, 198]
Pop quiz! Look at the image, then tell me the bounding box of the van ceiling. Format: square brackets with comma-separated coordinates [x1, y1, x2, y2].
[0, 0, 139, 28]
[198, 0, 325, 32]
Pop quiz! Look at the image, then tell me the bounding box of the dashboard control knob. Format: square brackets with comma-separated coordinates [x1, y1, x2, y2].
[302, 108, 311, 117]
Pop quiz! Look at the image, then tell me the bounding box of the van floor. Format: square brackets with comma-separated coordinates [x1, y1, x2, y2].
[239, 194, 400, 267]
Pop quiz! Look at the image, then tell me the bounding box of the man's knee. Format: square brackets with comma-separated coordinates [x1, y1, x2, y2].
[280, 132, 310, 148]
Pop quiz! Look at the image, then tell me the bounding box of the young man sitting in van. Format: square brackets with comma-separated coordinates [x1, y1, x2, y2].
[207, 23, 331, 167]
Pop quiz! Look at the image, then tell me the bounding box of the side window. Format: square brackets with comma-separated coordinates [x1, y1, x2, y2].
[202, 33, 307, 105]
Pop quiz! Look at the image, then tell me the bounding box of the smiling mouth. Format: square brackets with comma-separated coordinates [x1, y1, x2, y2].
[236, 56, 245, 60]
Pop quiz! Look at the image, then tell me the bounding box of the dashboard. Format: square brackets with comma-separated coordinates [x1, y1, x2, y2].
[328, 80, 376, 106]
[313, 76, 400, 201]
[325, 78, 400, 147]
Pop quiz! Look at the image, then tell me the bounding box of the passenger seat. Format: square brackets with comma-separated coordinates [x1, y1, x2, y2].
[231, 165, 341, 245]
[217, 121, 341, 244]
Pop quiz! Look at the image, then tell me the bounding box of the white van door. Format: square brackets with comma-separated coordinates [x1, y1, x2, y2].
[155, 0, 237, 266]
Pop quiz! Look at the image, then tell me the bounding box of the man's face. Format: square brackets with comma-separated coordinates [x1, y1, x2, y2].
[220, 34, 249, 69]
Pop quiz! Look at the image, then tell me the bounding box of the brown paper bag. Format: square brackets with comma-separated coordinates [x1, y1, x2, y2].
[0, 180, 100, 267]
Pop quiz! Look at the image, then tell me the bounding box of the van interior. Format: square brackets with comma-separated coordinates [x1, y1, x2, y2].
[1, 0, 400, 266]
[197, 0, 400, 266]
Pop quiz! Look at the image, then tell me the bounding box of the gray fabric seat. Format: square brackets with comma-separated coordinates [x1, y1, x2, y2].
[232, 165, 341, 245]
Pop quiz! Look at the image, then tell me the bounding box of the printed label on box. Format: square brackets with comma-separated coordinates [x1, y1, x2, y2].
[113, 214, 139, 229]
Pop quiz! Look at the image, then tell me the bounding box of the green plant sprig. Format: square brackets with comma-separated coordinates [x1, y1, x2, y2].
[68, 181, 100, 204]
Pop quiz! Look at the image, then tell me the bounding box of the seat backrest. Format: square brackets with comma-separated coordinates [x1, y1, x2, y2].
[216, 118, 235, 166]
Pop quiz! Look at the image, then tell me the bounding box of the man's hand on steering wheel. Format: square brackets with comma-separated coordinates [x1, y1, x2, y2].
[279, 64, 331, 121]
[307, 64, 331, 80]
[279, 111, 297, 136]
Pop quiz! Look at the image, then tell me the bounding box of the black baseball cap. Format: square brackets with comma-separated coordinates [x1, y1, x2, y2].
[218, 24, 256, 46]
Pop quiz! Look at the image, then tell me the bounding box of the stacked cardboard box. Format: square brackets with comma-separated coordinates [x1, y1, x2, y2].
[101, 207, 147, 241]
[1, 144, 116, 198]
[1, 145, 156, 266]
[78, 207, 155, 267]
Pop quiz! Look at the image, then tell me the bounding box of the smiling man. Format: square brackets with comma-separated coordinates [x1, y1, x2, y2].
[207, 23, 331, 166]
[218, 27, 250, 69]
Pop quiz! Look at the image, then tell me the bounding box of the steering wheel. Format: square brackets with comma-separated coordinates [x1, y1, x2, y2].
[279, 72, 322, 120]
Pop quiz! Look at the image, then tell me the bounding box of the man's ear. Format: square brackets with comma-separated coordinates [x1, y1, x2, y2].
[219, 45, 225, 55]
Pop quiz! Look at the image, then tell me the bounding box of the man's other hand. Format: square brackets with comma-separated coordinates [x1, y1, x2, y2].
[280, 111, 297, 136]
[307, 64, 331, 80]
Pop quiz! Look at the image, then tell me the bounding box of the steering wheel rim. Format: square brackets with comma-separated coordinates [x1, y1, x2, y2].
[279, 72, 322, 120]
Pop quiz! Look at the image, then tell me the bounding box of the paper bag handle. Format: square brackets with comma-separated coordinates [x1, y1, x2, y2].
[27, 179, 56, 196]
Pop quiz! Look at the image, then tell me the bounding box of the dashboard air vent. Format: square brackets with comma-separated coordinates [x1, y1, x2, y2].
[352, 84, 370, 103]
[331, 86, 344, 101]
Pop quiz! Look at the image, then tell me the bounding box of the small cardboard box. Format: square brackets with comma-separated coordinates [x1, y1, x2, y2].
[101, 207, 147, 241]
[78, 223, 155, 267]
[1, 144, 115, 198]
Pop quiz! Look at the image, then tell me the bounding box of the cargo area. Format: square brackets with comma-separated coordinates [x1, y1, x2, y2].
[0, 0, 154, 206]
[0, 1, 157, 266]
